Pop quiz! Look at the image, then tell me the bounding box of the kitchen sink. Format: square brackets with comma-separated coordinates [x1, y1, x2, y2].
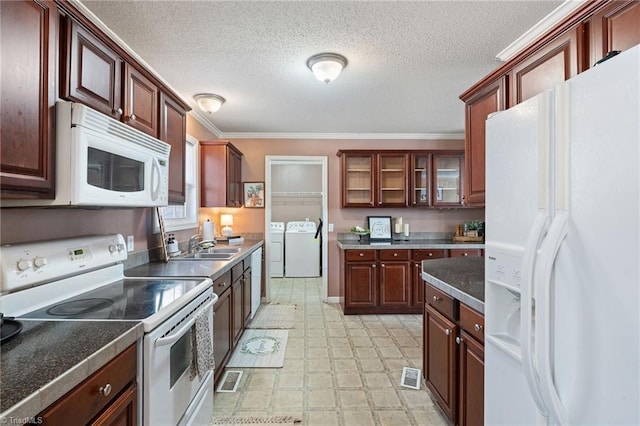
[172, 253, 235, 260]
[203, 247, 242, 254]
[170, 246, 243, 261]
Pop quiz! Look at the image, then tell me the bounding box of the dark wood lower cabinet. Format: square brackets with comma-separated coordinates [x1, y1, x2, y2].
[232, 279, 243, 346]
[423, 283, 485, 426]
[213, 283, 232, 384]
[424, 304, 457, 421]
[342, 248, 479, 314]
[378, 261, 410, 307]
[243, 267, 252, 326]
[458, 330, 485, 426]
[39, 344, 137, 425]
[344, 261, 378, 312]
[92, 383, 137, 426]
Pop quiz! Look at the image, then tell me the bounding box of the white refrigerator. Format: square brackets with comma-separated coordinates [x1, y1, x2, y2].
[484, 45, 640, 425]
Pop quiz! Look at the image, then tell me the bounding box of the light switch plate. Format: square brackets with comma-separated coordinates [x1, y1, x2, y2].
[328, 223, 334, 232]
[127, 235, 134, 252]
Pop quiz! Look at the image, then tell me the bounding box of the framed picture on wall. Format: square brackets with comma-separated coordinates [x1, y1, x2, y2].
[243, 182, 265, 208]
[367, 216, 392, 242]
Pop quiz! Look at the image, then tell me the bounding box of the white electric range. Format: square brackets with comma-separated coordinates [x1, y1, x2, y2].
[0, 234, 216, 426]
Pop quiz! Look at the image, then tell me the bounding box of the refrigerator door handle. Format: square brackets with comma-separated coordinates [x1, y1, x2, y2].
[535, 210, 570, 425]
[520, 210, 550, 416]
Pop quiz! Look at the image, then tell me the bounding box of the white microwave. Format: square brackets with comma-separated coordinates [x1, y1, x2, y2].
[4, 102, 170, 207]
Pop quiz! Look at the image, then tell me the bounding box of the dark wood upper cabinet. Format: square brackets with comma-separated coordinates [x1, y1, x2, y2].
[589, 0, 640, 66]
[61, 15, 123, 119]
[462, 77, 506, 207]
[159, 92, 187, 204]
[508, 25, 584, 106]
[124, 63, 158, 137]
[200, 140, 243, 207]
[1, 0, 57, 198]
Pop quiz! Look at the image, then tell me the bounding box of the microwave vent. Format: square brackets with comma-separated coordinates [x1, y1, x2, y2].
[76, 104, 171, 156]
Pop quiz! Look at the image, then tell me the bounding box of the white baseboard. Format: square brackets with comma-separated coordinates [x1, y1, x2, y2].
[325, 296, 341, 304]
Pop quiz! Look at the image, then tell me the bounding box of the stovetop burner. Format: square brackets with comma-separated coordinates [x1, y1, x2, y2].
[0, 317, 23, 344]
[46, 298, 115, 316]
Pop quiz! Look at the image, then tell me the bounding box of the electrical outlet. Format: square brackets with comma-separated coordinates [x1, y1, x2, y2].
[328, 223, 334, 232]
[127, 235, 134, 252]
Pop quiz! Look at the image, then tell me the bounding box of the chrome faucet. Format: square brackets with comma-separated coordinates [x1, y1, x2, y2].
[188, 234, 216, 254]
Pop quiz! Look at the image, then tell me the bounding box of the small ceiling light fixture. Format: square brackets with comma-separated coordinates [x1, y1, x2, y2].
[307, 53, 348, 84]
[194, 93, 226, 113]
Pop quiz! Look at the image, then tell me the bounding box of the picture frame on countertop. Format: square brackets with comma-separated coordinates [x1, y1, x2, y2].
[367, 216, 392, 242]
[243, 182, 265, 208]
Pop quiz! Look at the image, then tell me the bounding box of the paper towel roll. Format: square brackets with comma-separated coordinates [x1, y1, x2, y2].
[202, 220, 215, 241]
[403, 223, 410, 237]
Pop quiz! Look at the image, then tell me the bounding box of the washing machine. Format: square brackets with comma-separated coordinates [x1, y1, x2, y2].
[269, 222, 285, 277]
[285, 221, 320, 277]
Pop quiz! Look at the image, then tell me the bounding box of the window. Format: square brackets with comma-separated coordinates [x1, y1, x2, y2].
[155, 135, 198, 232]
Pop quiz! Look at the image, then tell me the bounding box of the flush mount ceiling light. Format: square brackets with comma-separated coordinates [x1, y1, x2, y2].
[307, 53, 348, 84]
[194, 93, 225, 113]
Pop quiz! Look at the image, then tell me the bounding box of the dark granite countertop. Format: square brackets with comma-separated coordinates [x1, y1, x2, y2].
[421, 257, 485, 313]
[125, 239, 263, 281]
[0, 320, 143, 422]
[337, 238, 484, 250]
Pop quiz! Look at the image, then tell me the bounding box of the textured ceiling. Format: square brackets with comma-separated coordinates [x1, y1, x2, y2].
[80, 0, 563, 138]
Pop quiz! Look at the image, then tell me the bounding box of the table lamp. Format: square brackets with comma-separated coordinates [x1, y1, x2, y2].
[220, 214, 234, 237]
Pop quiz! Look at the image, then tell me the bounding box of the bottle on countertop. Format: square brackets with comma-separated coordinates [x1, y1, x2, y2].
[166, 233, 178, 254]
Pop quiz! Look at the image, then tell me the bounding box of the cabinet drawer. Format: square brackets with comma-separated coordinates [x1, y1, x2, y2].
[345, 250, 376, 261]
[379, 249, 410, 261]
[412, 249, 447, 261]
[213, 270, 232, 295]
[426, 284, 455, 321]
[39, 344, 137, 425]
[459, 303, 484, 343]
[231, 261, 244, 282]
[449, 249, 483, 258]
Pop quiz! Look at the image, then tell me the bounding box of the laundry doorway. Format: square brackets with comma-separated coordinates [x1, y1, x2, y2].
[264, 156, 328, 303]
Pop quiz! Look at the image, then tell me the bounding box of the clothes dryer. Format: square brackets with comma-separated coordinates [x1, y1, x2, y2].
[285, 221, 319, 277]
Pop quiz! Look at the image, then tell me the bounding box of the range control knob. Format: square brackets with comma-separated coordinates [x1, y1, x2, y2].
[17, 259, 33, 271]
[109, 244, 125, 253]
[33, 257, 48, 268]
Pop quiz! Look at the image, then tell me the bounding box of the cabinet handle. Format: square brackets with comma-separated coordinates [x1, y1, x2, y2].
[98, 383, 112, 397]
[432, 296, 441, 302]
[359, 253, 364, 257]
[378, 201, 382, 205]
[381, 263, 385, 268]
[456, 336, 462, 344]
[474, 324, 483, 332]
[445, 329, 451, 336]
[428, 253, 433, 257]
[415, 263, 420, 268]
[393, 253, 398, 257]
[372, 264, 376, 268]
[463, 253, 468, 257]
[218, 281, 226, 287]
[129, 114, 136, 121]
[112, 108, 123, 115]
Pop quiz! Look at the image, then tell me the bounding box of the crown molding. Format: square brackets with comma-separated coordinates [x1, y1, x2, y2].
[218, 131, 464, 140]
[188, 111, 224, 138]
[495, 0, 587, 61]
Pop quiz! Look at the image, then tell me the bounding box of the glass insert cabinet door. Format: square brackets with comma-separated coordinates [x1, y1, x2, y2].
[342, 154, 374, 207]
[377, 153, 408, 206]
[411, 153, 429, 206]
[433, 154, 462, 206]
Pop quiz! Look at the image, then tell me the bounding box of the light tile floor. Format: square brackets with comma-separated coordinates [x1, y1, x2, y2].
[212, 277, 450, 426]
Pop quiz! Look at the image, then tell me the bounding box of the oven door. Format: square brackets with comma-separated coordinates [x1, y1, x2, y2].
[143, 290, 215, 426]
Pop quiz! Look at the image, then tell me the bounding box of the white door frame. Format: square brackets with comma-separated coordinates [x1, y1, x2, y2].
[264, 156, 328, 303]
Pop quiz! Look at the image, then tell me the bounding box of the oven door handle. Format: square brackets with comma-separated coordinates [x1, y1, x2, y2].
[154, 298, 215, 348]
